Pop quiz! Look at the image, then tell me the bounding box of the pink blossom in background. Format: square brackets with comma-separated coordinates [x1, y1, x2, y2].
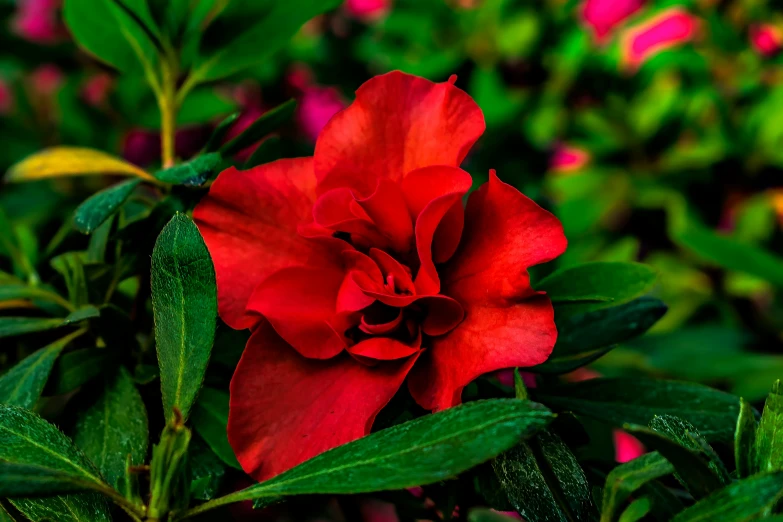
[344, 0, 390, 21]
[29, 64, 62, 96]
[297, 85, 347, 141]
[359, 499, 400, 522]
[122, 129, 160, 167]
[550, 144, 590, 174]
[581, 0, 643, 42]
[613, 430, 646, 462]
[620, 8, 699, 70]
[81, 73, 113, 107]
[750, 24, 783, 57]
[12, 0, 64, 44]
[495, 369, 537, 389]
[0, 79, 13, 115]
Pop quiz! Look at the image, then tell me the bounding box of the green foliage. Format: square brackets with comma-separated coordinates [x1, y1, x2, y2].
[190, 388, 241, 469]
[152, 213, 217, 422]
[73, 179, 142, 234]
[670, 472, 783, 521]
[601, 452, 674, 522]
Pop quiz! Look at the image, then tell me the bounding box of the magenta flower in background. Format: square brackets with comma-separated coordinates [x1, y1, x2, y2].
[81, 73, 113, 107]
[620, 7, 699, 70]
[344, 0, 390, 21]
[29, 64, 62, 96]
[750, 24, 783, 57]
[11, 0, 64, 44]
[0, 79, 13, 115]
[297, 85, 347, 141]
[581, 0, 643, 42]
[550, 144, 590, 174]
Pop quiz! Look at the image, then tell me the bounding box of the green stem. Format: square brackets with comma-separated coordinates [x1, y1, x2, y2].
[158, 47, 180, 169]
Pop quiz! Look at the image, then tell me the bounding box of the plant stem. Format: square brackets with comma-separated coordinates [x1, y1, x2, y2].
[159, 53, 179, 169]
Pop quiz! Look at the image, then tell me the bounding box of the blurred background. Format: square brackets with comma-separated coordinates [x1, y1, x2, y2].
[2, 0, 783, 404]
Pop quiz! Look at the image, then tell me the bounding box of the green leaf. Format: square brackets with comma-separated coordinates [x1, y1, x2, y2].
[220, 100, 296, 156]
[0, 462, 106, 497]
[671, 471, 783, 521]
[73, 179, 142, 234]
[50, 253, 88, 308]
[190, 388, 241, 469]
[154, 152, 223, 186]
[50, 348, 117, 395]
[189, 436, 226, 501]
[600, 452, 673, 522]
[0, 284, 73, 311]
[536, 297, 667, 374]
[178, 399, 553, 519]
[205, 112, 240, 152]
[152, 213, 217, 422]
[539, 378, 742, 443]
[627, 420, 729, 499]
[0, 329, 85, 408]
[0, 405, 111, 521]
[736, 398, 757, 478]
[194, 2, 341, 81]
[6, 147, 155, 183]
[0, 317, 69, 339]
[617, 497, 652, 522]
[538, 262, 657, 308]
[492, 430, 595, 522]
[244, 136, 281, 168]
[675, 219, 783, 287]
[0, 504, 15, 522]
[756, 380, 783, 473]
[74, 367, 149, 489]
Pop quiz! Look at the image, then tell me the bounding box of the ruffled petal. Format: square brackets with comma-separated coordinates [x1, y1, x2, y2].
[314, 71, 485, 196]
[409, 166, 473, 295]
[408, 172, 567, 411]
[246, 266, 348, 359]
[193, 159, 321, 330]
[348, 337, 420, 361]
[228, 322, 417, 481]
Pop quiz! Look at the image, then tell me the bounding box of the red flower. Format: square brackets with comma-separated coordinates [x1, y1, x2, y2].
[193, 71, 567, 481]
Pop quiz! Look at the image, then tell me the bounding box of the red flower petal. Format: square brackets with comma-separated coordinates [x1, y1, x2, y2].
[193, 159, 322, 330]
[314, 71, 485, 196]
[408, 172, 567, 411]
[409, 166, 473, 295]
[247, 266, 348, 359]
[348, 337, 420, 361]
[228, 322, 417, 481]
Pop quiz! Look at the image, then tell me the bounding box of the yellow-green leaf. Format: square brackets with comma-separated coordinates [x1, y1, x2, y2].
[7, 147, 155, 183]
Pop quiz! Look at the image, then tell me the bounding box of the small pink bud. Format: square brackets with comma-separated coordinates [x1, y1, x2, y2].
[0, 79, 13, 115]
[581, 0, 644, 43]
[11, 0, 64, 44]
[81, 73, 113, 107]
[344, 0, 390, 21]
[30, 64, 62, 96]
[614, 430, 646, 463]
[550, 144, 590, 174]
[620, 8, 699, 70]
[750, 24, 783, 57]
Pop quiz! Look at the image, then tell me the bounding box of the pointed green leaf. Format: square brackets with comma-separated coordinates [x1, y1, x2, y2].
[154, 152, 223, 186]
[74, 179, 141, 234]
[538, 262, 657, 308]
[50, 348, 118, 395]
[0, 405, 111, 521]
[0, 317, 68, 339]
[627, 419, 729, 499]
[152, 213, 217, 422]
[671, 471, 783, 521]
[190, 436, 227, 501]
[0, 284, 72, 310]
[244, 136, 281, 168]
[600, 452, 673, 522]
[194, 2, 341, 81]
[536, 297, 667, 374]
[617, 497, 652, 522]
[205, 112, 241, 152]
[756, 380, 783, 473]
[539, 378, 741, 443]
[0, 504, 15, 522]
[0, 329, 85, 408]
[178, 399, 553, 519]
[735, 398, 757, 478]
[220, 100, 296, 156]
[190, 388, 241, 469]
[492, 430, 595, 522]
[74, 367, 149, 489]
[50, 252, 88, 308]
[0, 462, 106, 497]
